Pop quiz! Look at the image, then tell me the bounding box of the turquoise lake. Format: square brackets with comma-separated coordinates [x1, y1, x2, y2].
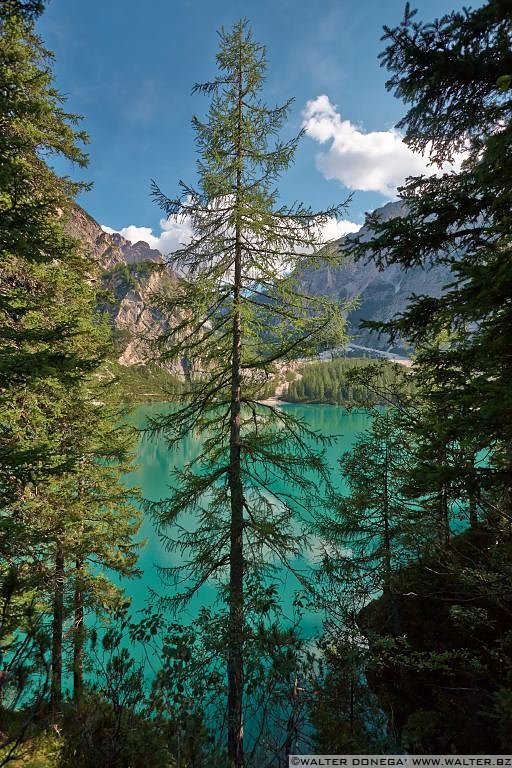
[122, 403, 372, 635]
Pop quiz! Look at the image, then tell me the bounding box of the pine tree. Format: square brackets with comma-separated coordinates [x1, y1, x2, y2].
[0, 3, 142, 731]
[349, 0, 512, 525]
[45, 391, 141, 713]
[2, 1, 44, 20]
[318, 412, 424, 635]
[0, 6, 96, 506]
[0, 5, 90, 725]
[337, 4, 512, 749]
[150, 20, 351, 766]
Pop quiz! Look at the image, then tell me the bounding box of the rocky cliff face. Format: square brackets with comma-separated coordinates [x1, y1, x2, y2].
[66, 205, 125, 269]
[67, 205, 164, 271]
[109, 232, 163, 266]
[299, 201, 452, 353]
[67, 205, 181, 370]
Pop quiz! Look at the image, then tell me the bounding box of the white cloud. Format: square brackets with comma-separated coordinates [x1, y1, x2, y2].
[102, 210, 360, 262]
[303, 95, 461, 198]
[318, 216, 361, 240]
[101, 205, 361, 277]
[101, 216, 194, 257]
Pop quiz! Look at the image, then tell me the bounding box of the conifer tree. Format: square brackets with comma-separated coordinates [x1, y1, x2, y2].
[42, 390, 141, 713]
[337, 4, 512, 749]
[350, 0, 512, 524]
[2, 1, 44, 20]
[0, 3, 141, 729]
[0, 5, 95, 505]
[318, 412, 423, 635]
[0, 7, 89, 724]
[150, 20, 350, 766]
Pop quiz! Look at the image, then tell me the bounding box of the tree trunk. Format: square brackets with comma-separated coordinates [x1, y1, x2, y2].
[73, 557, 84, 703]
[469, 495, 478, 529]
[51, 540, 64, 719]
[382, 438, 392, 595]
[227, 47, 244, 768]
[228, 272, 244, 767]
[228, 296, 244, 766]
[466, 451, 478, 529]
[349, 674, 355, 749]
[283, 675, 300, 764]
[382, 437, 401, 634]
[440, 484, 450, 548]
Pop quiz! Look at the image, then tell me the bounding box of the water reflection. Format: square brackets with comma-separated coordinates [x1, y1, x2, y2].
[123, 403, 372, 629]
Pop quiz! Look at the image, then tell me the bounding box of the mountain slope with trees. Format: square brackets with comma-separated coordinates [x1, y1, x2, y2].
[2, 0, 512, 763]
[65, 205, 183, 372]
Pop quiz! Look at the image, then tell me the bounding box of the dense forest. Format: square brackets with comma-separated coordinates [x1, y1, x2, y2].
[285, 357, 413, 405]
[1, 0, 511, 766]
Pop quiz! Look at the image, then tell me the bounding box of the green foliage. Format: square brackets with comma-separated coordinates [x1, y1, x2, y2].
[0, 10, 95, 504]
[0, 3, 143, 750]
[59, 645, 175, 768]
[316, 3, 512, 751]
[286, 357, 413, 405]
[0, 731, 63, 768]
[318, 413, 425, 610]
[102, 260, 160, 295]
[115, 262, 138, 290]
[358, 530, 512, 752]
[0, 2, 45, 21]
[311, 634, 393, 754]
[107, 360, 186, 403]
[349, 0, 512, 508]
[128, 581, 317, 766]
[149, 19, 351, 764]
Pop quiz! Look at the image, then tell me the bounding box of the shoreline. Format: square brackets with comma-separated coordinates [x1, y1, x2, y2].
[256, 396, 293, 406]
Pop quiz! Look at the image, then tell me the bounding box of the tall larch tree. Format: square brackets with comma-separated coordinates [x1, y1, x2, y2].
[150, 20, 351, 766]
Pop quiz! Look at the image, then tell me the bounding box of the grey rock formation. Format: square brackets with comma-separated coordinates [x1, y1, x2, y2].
[110, 233, 163, 265]
[299, 201, 452, 353]
[66, 205, 181, 370]
[66, 205, 125, 270]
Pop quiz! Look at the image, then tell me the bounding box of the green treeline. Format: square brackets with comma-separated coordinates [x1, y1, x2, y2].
[102, 259, 161, 292]
[286, 356, 413, 405]
[109, 361, 186, 403]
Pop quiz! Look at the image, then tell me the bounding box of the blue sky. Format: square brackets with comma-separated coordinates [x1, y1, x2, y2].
[38, 0, 466, 253]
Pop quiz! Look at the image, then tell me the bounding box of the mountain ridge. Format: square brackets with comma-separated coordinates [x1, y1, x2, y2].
[298, 200, 452, 353]
[68, 201, 451, 366]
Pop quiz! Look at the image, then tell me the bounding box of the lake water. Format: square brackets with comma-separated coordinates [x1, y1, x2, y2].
[122, 403, 372, 634]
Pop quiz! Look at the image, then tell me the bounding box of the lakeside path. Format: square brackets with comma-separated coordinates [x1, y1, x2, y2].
[257, 396, 293, 406]
[344, 344, 413, 367]
[257, 377, 295, 407]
